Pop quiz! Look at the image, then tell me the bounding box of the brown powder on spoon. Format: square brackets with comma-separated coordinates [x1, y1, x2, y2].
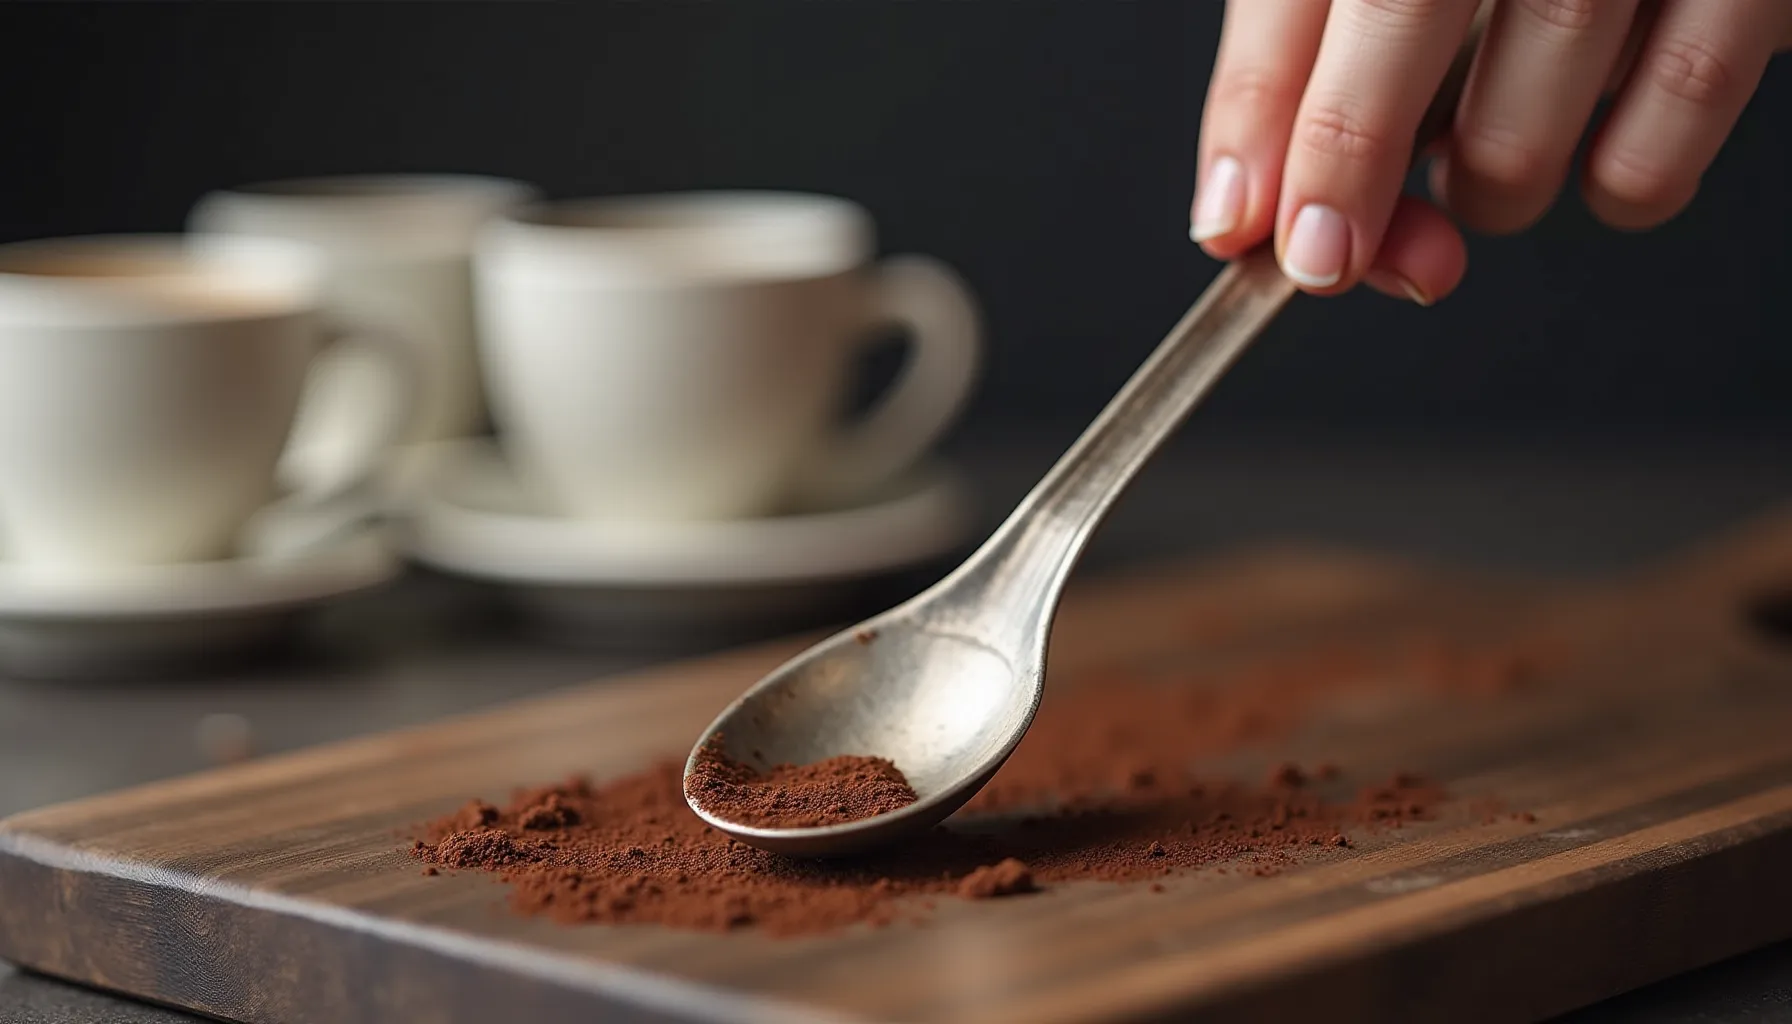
[682, 736, 917, 829]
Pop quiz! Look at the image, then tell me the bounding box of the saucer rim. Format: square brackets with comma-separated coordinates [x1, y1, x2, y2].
[0, 524, 401, 619]
[402, 440, 975, 587]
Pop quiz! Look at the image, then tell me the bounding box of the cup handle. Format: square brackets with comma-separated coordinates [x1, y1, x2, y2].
[797, 254, 982, 507]
[276, 317, 423, 504]
[240, 321, 419, 560]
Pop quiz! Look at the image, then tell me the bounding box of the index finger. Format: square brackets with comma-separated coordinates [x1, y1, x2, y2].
[1276, 0, 1481, 293]
[1191, 0, 1330, 259]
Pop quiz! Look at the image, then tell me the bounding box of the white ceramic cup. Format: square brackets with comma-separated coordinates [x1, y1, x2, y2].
[474, 191, 982, 521]
[189, 174, 537, 487]
[0, 235, 418, 573]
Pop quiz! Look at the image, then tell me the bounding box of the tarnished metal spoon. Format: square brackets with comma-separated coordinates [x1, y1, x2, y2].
[686, 15, 1489, 858]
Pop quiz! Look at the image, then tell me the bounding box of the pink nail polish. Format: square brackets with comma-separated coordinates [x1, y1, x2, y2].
[1282, 204, 1350, 288]
[1191, 156, 1245, 243]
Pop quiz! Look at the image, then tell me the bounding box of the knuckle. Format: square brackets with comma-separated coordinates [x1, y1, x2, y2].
[1209, 65, 1302, 116]
[1352, 0, 1450, 30]
[1515, 0, 1600, 33]
[1296, 103, 1392, 163]
[1642, 35, 1737, 107]
[1453, 121, 1554, 191]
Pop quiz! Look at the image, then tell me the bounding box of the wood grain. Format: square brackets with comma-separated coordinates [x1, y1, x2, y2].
[6, 518, 1792, 1024]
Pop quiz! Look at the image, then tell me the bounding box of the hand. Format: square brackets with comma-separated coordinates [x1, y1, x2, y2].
[1190, 0, 1792, 304]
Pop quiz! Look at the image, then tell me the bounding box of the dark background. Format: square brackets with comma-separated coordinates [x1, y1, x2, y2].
[4, 8, 1792, 1020]
[1, 1, 1788, 440]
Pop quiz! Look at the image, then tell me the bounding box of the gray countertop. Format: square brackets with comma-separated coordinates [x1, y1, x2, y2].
[4, 431, 1792, 1023]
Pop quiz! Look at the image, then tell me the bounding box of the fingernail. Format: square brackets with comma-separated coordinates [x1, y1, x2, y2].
[1190, 156, 1245, 243]
[1365, 269, 1433, 307]
[1282, 204, 1350, 288]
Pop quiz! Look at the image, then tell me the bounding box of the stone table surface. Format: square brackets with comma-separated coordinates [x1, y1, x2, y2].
[3, 432, 1791, 1023]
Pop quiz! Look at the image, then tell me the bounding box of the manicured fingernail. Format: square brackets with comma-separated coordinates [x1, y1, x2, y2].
[1190, 156, 1245, 243]
[1281, 204, 1350, 288]
[1366, 269, 1433, 307]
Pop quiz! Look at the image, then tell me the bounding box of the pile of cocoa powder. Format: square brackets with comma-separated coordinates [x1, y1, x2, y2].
[411, 634, 1530, 937]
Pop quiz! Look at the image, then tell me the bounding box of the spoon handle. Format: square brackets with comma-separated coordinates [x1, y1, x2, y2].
[938, 11, 1489, 640]
[943, 251, 1296, 638]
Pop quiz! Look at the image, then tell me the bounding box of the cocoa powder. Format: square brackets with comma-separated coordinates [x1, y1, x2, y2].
[412, 632, 1545, 936]
[412, 755, 1445, 935]
[682, 738, 917, 828]
[408, 652, 1529, 935]
[957, 858, 1036, 899]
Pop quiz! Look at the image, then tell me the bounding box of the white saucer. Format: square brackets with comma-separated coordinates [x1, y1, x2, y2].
[0, 525, 400, 680]
[401, 440, 975, 646]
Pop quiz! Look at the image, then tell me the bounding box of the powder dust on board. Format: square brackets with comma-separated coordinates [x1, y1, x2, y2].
[411, 633, 1534, 937]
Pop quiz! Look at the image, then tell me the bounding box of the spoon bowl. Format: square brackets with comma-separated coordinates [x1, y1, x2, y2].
[684, 615, 1040, 857]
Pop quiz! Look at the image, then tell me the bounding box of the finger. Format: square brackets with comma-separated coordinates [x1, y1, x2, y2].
[1192, 0, 1330, 259]
[1363, 195, 1469, 305]
[1442, 0, 1642, 235]
[1583, 0, 1790, 229]
[1605, 0, 1666, 93]
[1277, 0, 1482, 295]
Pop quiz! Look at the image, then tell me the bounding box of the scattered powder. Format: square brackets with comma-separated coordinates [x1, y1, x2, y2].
[1353, 772, 1450, 825]
[1266, 762, 1307, 789]
[412, 632, 1547, 936]
[682, 738, 917, 829]
[518, 793, 581, 830]
[958, 859, 1036, 899]
[420, 827, 551, 869]
[412, 759, 1445, 936]
[448, 800, 500, 831]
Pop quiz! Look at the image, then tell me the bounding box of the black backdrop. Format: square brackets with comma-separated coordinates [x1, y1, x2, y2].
[2, 1, 1788, 438]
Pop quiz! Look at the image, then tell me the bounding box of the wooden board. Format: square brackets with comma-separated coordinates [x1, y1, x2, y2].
[7, 514, 1792, 1024]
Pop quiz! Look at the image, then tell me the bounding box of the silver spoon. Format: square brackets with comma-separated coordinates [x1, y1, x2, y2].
[686, 16, 1489, 858]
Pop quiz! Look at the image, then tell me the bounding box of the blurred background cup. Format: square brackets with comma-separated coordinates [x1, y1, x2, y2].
[0, 235, 417, 574]
[189, 174, 537, 494]
[474, 191, 983, 521]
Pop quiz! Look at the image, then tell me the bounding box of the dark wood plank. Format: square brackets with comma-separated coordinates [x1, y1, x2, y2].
[5, 517, 1792, 1024]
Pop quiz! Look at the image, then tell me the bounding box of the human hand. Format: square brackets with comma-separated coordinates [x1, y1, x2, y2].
[1190, 0, 1792, 304]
